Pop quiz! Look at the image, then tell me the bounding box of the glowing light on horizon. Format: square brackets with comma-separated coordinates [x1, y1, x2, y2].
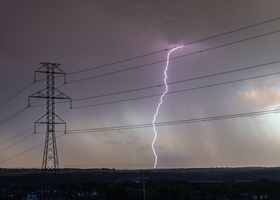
[152, 45, 183, 169]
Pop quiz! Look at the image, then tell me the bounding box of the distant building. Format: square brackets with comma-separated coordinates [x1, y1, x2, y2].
[91, 190, 98, 197]
[25, 193, 38, 200]
[259, 194, 268, 200]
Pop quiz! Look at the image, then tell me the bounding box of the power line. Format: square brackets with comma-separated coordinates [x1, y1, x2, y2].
[67, 109, 280, 133]
[0, 72, 277, 161]
[32, 70, 280, 109]
[0, 134, 65, 165]
[0, 143, 44, 164]
[68, 27, 280, 84]
[66, 0, 271, 78]
[0, 109, 71, 153]
[0, 107, 28, 126]
[167, 60, 280, 85]
[65, 71, 280, 109]
[68, 60, 280, 103]
[0, 82, 34, 109]
[4, 61, 276, 156]
[32, 65, 280, 109]
[0, 63, 41, 112]
[0, 102, 69, 156]
[10, 64, 274, 150]
[65, 108, 280, 134]
[0, 63, 39, 95]
[32, 60, 279, 107]
[0, 98, 43, 127]
[1, 107, 279, 164]
[0, 127, 34, 146]
[9, 70, 275, 152]
[0, 133, 34, 153]
[55, 0, 234, 63]
[63, 0, 256, 69]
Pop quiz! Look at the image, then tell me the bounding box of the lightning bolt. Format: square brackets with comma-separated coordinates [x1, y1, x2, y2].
[152, 45, 183, 169]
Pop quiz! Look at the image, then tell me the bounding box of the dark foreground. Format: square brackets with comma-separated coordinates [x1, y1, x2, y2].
[1, 167, 280, 199]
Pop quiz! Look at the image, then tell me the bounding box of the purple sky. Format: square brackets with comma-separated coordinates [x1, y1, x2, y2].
[1, 0, 280, 169]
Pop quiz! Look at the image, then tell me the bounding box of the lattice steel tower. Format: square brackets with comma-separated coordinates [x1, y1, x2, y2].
[29, 62, 71, 186]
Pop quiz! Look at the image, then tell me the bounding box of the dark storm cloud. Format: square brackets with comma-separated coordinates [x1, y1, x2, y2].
[1, 0, 280, 169]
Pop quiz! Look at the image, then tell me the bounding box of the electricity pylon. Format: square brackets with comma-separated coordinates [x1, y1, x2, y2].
[28, 62, 72, 190]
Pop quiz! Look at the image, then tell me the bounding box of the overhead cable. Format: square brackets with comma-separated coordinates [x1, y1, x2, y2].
[68, 28, 280, 84]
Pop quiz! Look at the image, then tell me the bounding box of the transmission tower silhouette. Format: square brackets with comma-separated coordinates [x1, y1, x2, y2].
[28, 62, 72, 190]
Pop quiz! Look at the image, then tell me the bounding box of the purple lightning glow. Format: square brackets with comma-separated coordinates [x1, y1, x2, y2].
[152, 45, 184, 169]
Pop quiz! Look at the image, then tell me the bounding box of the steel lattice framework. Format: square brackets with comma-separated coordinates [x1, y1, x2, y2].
[29, 62, 71, 188]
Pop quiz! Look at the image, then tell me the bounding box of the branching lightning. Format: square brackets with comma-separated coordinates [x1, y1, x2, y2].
[152, 45, 183, 169]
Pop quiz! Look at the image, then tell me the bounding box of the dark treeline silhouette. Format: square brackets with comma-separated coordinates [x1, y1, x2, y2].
[1, 167, 280, 199]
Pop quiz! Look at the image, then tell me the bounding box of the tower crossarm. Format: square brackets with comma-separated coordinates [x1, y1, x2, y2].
[28, 62, 71, 194]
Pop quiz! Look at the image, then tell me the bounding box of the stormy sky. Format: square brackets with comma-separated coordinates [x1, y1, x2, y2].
[1, 0, 280, 169]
